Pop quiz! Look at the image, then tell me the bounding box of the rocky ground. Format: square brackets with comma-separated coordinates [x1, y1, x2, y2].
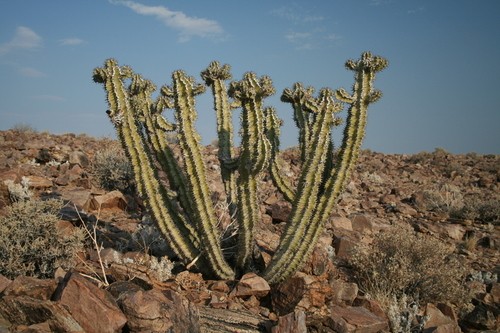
[0, 129, 498, 333]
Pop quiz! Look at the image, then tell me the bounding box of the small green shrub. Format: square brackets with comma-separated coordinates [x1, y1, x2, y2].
[349, 227, 470, 309]
[91, 142, 135, 193]
[0, 199, 85, 279]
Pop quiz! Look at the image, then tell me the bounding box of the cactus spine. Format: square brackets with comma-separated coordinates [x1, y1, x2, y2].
[93, 52, 387, 282]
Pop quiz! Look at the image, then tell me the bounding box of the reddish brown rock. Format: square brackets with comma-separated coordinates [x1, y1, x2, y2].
[423, 303, 461, 333]
[333, 235, 357, 260]
[331, 216, 353, 231]
[0, 275, 11, 294]
[68, 151, 90, 168]
[232, 273, 270, 298]
[328, 305, 388, 333]
[26, 175, 52, 189]
[271, 310, 307, 333]
[330, 279, 359, 306]
[268, 201, 291, 223]
[0, 296, 84, 332]
[85, 190, 128, 211]
[272, 276, 307, 316]
[3, 276, 57, 301]
[208, 280, 230, 293]
[118, 288, 199, 333]
[489, 282, 500, 304]
[351, 214, 374, 234]
[58, 273, 127, 333]
[61, 187, 92, 210]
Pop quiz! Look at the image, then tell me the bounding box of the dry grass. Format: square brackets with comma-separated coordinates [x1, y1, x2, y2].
[0, 199, 85, 279]
[349, 226, 470, 310]
[91, 142, 135, 193]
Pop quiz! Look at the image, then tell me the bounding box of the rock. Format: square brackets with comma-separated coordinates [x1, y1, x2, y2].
[0, 296, 84, 332]
[423, 303, 461, 333]
[333, 235, 357, 260]
[117, 288, 199, 333]
[461, 301, 499, 332]
[232, 273, 271, 298]
[442, 223, 466, 241]
[61, 187, 92, 210]
[0, 275, 11, 294]
[489, 282, 500, 304]
[272, 276, 306, 316]
[268, 201, 291, 223]
[327, 305, 388, 333]
[208, 280, 230, 293]
[331, 216, 353, 231]
[85, 190, 128, 211]
[303, 236, 334, 276]
[26, 175, 52, 189]
[271, 310, 307, 333]
[330, 279, 359, 306]
[437, 303, 459, 323]
[68, 151, 90, 168]
[3, 276, 58, 301]
[58, 273, 127, 333]
[352, 297, 387, 320]
[351, 215, 374, 234]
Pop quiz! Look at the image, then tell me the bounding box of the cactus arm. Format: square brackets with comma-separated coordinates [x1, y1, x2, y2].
[281, 83, 316, 162]
[264, 107, 295, 202]
[93, 59, 200, 265]
[229, 73, 274, 271]
[264, 52, 388, 284]
[263, 89, 342, 283]
[201, 62, 238, 208]
[128, 76, 202, 247]
[170, 70, 235, 280]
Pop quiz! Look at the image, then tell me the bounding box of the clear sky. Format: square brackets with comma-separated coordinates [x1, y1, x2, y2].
[1, 0, 499, 154]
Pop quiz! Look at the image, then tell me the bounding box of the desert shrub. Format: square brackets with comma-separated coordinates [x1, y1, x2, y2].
[451, 196, 500, 224]
[4, 176, 33, 203]
[0, 198, 85, 279]
[11, 123, 37, 133]
[91, 143, 135, 193]
[387, 294, 428, 333]
[422, 183, 463, 214]
[349, 227, 470, 309]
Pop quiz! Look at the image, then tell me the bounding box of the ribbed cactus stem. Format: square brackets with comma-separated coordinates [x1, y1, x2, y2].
[263, 88, 343, 283]
[264, 52, 388, 284]
[93, 60, 200, 266]
[170, 70, 235, 279]
[129, 75, 201, 246]
[201, 62, 238, 209]
[264, 107, 295, 202]
[229, 73, 274, 270]
[93, 52, 386, 283]
[281, 83, 316, 162]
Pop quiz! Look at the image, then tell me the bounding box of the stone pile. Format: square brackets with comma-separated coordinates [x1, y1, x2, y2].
[0, 130, 498, 332]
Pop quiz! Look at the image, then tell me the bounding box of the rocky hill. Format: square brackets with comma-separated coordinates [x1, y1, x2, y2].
[0, 129, 498, 332]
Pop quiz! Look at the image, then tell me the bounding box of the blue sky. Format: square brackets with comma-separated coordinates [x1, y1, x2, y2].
[1, 0, 499, 154]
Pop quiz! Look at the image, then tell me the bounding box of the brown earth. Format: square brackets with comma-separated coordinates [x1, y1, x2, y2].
[0, 129, 498, 332]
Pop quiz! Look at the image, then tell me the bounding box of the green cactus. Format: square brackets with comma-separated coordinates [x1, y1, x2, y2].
[93, 52, 387, 283]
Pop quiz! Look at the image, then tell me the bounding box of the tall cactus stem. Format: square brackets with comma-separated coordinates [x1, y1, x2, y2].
[93, 60, 201, 266]
[264, 107, 295, 202]
[263, 88, 342, 282]
[171, 70, 235, 279]
[229, 73, 274, 270]
[201, 62, 238, 210]
[264, 52, 388, 284]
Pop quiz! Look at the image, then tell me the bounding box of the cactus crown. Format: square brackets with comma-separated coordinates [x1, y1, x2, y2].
[93, 52, 387, 283]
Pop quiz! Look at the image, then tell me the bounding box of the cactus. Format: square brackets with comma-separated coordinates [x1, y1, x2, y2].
[93, 52, 387, 283]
